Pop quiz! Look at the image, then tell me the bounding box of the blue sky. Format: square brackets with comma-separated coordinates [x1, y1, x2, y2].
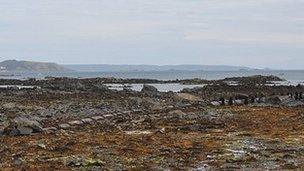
[0, 0, 303, 69]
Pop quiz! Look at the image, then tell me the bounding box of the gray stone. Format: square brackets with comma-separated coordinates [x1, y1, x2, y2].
[18, 126, 33, 135]
[4, 117, 43, 136]
[59, 123, 71, 129]
[2, 102, 16, 109]
[68, 120, 83, 126]
[81, 118, 94, 124]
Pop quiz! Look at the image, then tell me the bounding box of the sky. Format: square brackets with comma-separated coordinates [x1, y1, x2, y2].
[0, 0, 303, 69]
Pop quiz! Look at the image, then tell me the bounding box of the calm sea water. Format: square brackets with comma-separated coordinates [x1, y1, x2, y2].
[1, 70, 303, 92]
[1, 70, 303, 81]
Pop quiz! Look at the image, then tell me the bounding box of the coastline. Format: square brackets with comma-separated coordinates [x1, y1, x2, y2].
[0, 75, 303, 169]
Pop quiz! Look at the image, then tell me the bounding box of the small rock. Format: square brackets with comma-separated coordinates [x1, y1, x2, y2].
[210, 101, 221, 106]
[59, 124, 71, 129]
[37, 143, 46, 149]
[68, 120, 83, 126]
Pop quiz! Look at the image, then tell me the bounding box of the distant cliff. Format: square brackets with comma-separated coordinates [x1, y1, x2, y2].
[0, 60, 70, 72]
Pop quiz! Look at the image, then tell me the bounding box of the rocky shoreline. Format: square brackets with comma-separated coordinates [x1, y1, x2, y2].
[1, 75, 304, 170]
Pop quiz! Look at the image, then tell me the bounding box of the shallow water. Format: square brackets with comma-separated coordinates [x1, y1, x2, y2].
[1, 70, 304, 82]
[0, 85, 37, 89]
[106, 83, 206, 92]
[0, 70, 303, 92]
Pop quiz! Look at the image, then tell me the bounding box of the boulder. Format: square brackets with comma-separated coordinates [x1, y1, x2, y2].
[3, 117, 43, 136]
[141, 84, 159, 96]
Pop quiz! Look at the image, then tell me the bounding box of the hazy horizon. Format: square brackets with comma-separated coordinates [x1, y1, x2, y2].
[0, 0, 303, 69]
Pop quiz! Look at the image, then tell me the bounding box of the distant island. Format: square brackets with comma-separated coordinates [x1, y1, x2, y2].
[64, 64, 254, 72]
[0, 60, 70, 72]
[0, 60, 255, 72]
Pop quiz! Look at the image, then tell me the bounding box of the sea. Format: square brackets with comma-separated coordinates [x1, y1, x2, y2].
[1, 70, 303, 92]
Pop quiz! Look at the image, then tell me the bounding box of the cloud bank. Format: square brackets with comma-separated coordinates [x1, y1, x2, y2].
[0, 0, 303, 69]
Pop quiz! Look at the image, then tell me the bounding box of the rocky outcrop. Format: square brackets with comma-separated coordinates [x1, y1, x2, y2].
[3, 117, 43, 136]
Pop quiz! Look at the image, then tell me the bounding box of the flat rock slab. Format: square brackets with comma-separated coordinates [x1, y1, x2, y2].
[18, 126, 33, 135]
[91, 116, 104, 121]
[103, 114, 114, 118]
